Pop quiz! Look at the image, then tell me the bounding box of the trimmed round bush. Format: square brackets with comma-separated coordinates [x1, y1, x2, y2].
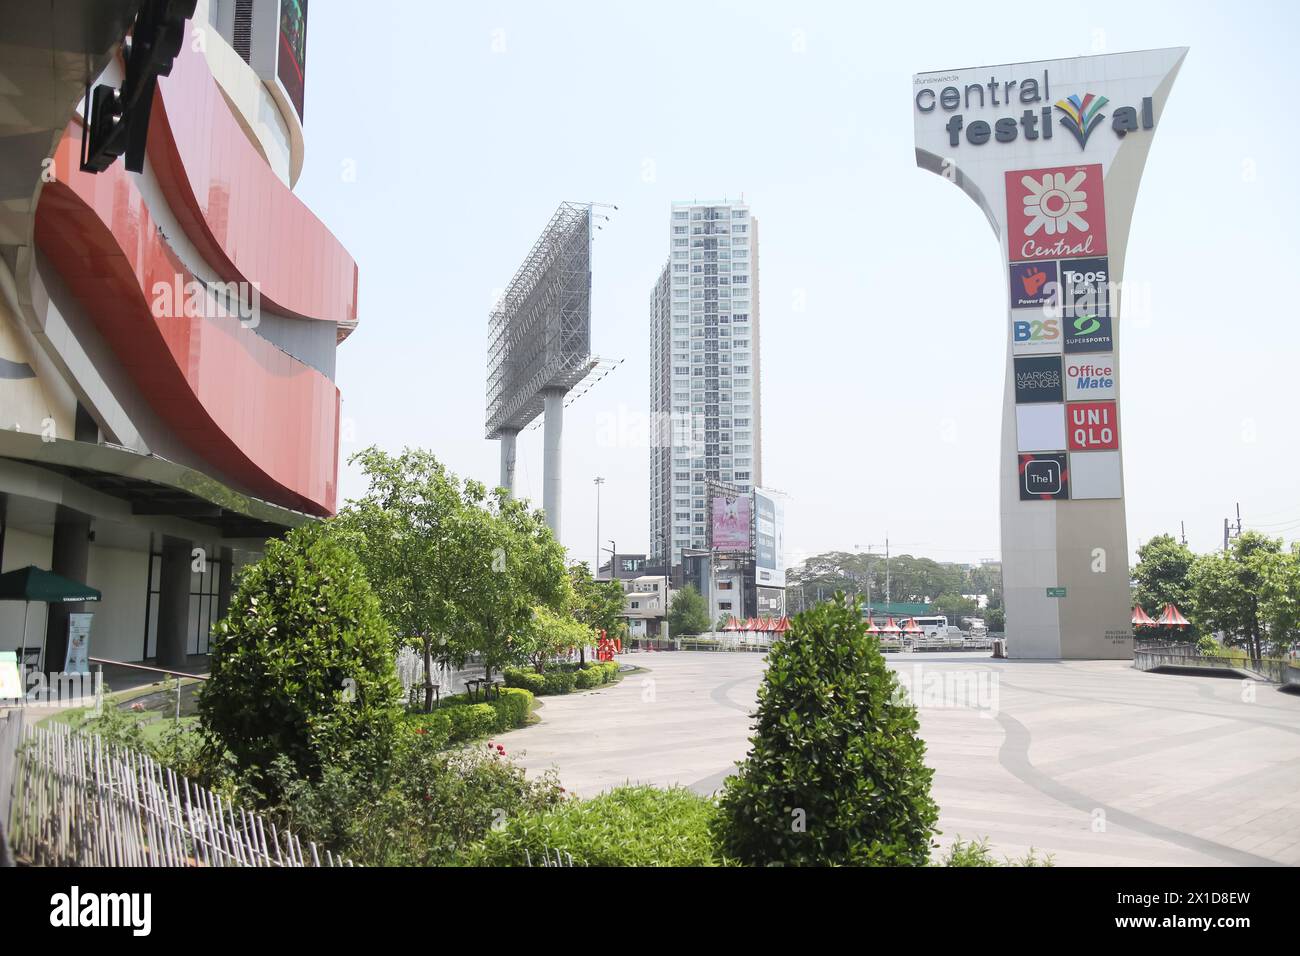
[490, 687, 533, 731]
[465, 786, 726, 866]
[716, 594, 939, 866]
[201, 523, 402, 791]
[503, 666, 545, 695]
[574, 667, 602, 689]
[541, 670, 576, 696]
[444, 703, 498, 742]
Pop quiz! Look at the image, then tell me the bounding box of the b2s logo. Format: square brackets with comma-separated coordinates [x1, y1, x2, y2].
[1013, 317, 1060, 343]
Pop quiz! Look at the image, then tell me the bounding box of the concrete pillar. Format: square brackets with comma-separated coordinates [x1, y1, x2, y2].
[216, 546, 234, 622]
[44, 505, 91, 673]
[155, 535, 191, 669]
[498, 428, 518, 497]
[542, 388, 564, 540]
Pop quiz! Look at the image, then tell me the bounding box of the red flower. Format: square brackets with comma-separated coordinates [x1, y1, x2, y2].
[414, 727, 427, 735]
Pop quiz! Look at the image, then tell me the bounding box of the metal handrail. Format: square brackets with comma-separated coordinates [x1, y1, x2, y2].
[88, 657, 209, 681]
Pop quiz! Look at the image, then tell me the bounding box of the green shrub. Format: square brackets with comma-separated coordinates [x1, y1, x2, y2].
[541, 670, 576, 696]
[403, 711, 452, 748]
[269, 743, 564, 866]
[490, 687, 533, 731]
[503, 666, 546, 694]
[464, 785, 726, 866]
[574, 668, 602, 689]
[938, 836, 1055, 868]
[716, 594, 939, 866]
[445, 703, 497, 742]
[200, 523, 402, 797]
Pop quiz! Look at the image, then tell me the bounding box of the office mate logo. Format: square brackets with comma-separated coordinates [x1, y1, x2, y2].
[1054, 93, 1109, 149]
[1013, 355, 1064, 403]
[1006, 165, 1108, 262]
[50, 886, 151, 936]
[1068, 400, 1119, 450]
[1009, 260, 1059, 309]
[1065, 354, 1116, 400]
[1018, 452, 1069, 500]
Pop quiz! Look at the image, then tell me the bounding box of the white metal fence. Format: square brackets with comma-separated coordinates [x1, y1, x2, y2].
[0, 710, 351, 867]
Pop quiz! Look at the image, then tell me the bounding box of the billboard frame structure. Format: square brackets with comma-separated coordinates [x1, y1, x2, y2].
[485, 202, 601, 540]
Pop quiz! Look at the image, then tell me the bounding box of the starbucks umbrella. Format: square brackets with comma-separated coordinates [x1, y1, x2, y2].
[0, 566, 101, 672]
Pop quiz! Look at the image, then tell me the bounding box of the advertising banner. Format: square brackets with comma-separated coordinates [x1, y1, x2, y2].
[278, 0, 309, 121]
[754, 489, 785, 589]
[711, 494, 752, 552]
[64, 613, 93, 675]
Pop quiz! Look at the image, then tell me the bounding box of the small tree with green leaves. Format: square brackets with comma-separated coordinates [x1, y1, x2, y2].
[201, 523, 401, 796]
[717, 593, 939, 866]
[668, 584, 710, 637]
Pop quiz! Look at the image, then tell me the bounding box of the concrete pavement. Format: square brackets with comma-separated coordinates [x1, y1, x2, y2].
[500, 650, 1300, 866]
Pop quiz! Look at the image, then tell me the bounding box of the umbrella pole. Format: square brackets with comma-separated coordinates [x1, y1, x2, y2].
[20, 601, 28, 686]
[37, 601, 47, 675]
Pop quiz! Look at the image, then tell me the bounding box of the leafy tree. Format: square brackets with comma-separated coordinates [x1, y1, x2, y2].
[932, 592, 979, 625]
[1259, 546, 1300, 651]
[339, 447, 566, 711]
[201, 523, 402, 794]
[568, 562, 627, 662]
[717, 594, 939, 865]
[474, 491, 569, 680]
[518, 604, 591, 672]
[667, 584, 710, 637]
[1132, 534, 1198, 640]
[1188, 532, 1284, 664]
[986, 607, 1006, 632]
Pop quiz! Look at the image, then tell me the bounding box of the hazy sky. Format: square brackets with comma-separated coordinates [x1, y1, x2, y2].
[294, 0, 1300, 570]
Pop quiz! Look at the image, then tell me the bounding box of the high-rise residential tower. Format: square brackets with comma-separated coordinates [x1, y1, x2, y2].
[649, 199, 760, 569]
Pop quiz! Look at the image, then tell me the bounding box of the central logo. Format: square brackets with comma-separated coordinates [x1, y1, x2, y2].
[1054, 93, 1110, 149]
[1021, 170, 1090, 237]
[1006, 165, 1108, 262]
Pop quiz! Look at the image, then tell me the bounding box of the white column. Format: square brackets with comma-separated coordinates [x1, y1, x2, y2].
[542, 388, 564, 540]
[498, 428, 518, 497]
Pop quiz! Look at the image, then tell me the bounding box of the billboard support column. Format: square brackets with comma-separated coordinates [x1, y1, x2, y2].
[498, 428, 519, 497]
[542, 388, 564, 539]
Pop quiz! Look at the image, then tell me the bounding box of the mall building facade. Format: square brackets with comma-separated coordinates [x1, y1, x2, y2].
[0, 0, 355, 670]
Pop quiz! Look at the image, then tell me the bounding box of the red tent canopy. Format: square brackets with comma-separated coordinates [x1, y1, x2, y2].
[1157, 603, 1190, 628]
[1131, 606, 1155, 627]
[880, 617, 902, 635]
[775, 617, 790, 632]
[865, 618, 879, 633]
[902, 617, 923, 634]
[722, 616, 742, 632]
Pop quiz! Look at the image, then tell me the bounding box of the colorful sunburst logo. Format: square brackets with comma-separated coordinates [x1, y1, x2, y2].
[1054, 93, 1110, 149]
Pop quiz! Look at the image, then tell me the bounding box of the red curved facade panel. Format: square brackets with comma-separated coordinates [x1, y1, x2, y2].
[147, 42, 358, 329]
[36, 129, 339, 515]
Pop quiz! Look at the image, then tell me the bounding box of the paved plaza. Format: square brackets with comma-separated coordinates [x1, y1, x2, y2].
[503, 651, 1300, 866]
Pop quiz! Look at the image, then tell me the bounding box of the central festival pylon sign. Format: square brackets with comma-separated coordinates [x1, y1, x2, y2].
[913, 48, 1187, 658]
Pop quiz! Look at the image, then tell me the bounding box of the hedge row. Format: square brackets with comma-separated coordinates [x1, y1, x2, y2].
[504, 661, 619, 696]
[403, 687, 534, 747]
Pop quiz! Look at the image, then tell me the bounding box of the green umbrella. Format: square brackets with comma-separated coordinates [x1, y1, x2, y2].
[0, 566, 100, 672]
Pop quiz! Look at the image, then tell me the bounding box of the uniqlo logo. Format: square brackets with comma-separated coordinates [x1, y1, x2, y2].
[1067, 400, 1118, 450]
[1006, 164, 1108, 262]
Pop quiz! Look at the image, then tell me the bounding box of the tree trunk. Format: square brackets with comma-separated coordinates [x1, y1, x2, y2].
[423, 639, 435, 712]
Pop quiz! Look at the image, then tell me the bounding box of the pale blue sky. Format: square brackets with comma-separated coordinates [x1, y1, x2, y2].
[294, 0, 1300, 568]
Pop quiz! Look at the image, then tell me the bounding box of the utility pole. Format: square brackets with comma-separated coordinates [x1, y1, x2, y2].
[1224, 517, 1230, 554]
[593, 477, 605, 575]
[1180, 521, 1186, 546]
[885, 536, 891, 608]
